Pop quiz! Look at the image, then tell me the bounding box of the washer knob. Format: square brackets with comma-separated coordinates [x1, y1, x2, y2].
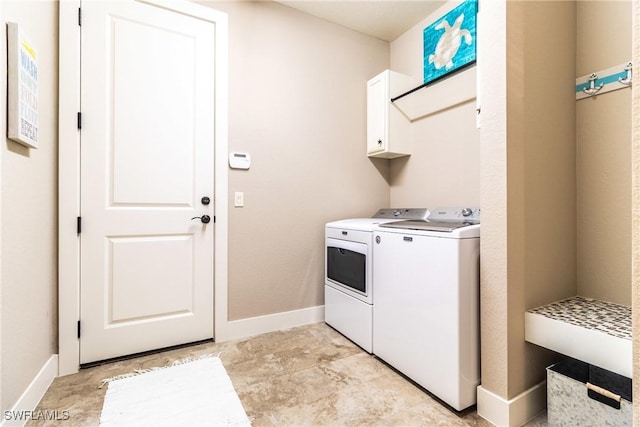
[461, 208, 473, 217]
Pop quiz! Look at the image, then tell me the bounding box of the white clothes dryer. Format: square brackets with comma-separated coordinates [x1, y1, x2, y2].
[324, 208, 429, 353]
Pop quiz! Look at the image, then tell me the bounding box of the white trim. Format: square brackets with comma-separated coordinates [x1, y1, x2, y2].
[58, 0, 81, 377]
[476, 382, 546, 427]
[217, 306, 325, 342]
[1, 355, 59, 427]
[0, 0, 4, 409]
[210, 1, 231, 348]
[58, 0, 229, 375]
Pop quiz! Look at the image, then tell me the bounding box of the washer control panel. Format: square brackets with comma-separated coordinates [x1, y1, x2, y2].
[372, 208, 430, 220]
[429, 207, 480, 223]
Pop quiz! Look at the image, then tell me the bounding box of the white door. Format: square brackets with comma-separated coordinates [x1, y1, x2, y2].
[79, 0, 216, 364]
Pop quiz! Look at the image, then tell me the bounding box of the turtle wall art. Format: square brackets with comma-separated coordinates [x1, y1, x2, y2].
[423, 0, 477, 85]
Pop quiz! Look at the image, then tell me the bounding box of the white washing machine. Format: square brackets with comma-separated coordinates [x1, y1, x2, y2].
[324, 208, 429, 353]
[372, 207, 480, 411]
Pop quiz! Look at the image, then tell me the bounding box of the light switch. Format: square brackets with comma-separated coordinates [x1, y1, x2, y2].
[234, 192, 244, 207]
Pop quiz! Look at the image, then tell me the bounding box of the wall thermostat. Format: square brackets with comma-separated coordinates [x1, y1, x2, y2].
[229, 152, 251, 170]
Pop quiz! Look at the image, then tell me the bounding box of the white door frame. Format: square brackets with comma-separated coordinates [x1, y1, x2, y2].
[58, 0, 229, 375]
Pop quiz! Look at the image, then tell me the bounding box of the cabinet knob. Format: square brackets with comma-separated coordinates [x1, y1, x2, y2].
[377, 139, 382, 146]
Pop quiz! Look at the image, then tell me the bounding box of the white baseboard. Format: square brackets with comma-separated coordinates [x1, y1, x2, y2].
[1, 355, 59, 427]
[218, 305, 324, 342]
[477, 380, 546, 427]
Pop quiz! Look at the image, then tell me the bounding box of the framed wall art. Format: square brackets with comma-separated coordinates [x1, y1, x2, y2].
[7, 22, 39, 148]
[423, 0, 477, 85]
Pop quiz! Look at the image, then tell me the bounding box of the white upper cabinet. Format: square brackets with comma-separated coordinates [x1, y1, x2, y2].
[366, 70, 412, 159]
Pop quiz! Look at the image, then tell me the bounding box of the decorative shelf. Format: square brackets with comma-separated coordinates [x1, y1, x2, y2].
[525, 296, 632, 378]
[389, 65, 476, 122]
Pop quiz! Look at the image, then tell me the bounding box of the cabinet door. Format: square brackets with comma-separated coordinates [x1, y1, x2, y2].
[367, 73, 388, 155]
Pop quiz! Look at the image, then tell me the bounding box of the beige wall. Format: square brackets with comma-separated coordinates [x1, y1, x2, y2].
[631, 0, 639, 420]
[478, 0, 509, 399]
[389, 1, 480, 208]
[479, 0, 576, 400]
[0, 0, 58, 412]
[517, 0, 577, 394]
[576, 1, 632, 305]
[204, 1, 390, 320]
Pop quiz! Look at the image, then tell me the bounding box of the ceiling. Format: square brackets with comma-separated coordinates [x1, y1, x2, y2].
[275, 1, 445, 42]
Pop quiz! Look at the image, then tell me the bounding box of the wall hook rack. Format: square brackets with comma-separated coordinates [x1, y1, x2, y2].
[582, 73, 604, 96]
[575, 61, 632, 100]
[619, 62, 633, 86]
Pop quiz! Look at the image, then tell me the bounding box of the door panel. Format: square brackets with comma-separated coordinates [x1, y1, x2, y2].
[111, 15, 196, 206]
[109, 235, 194, 323]
[80, 0, 215, 364]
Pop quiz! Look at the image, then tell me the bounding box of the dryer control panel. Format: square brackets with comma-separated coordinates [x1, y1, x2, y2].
[429, 207, 480, 223]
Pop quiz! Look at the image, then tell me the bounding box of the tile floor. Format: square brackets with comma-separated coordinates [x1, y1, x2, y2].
[28, 323, 548, 426]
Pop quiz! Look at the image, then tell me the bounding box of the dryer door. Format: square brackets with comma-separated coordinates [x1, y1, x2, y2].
[326, 238, 368, 296]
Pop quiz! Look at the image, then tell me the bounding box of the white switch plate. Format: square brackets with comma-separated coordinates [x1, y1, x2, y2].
[234, 191, 244, 207]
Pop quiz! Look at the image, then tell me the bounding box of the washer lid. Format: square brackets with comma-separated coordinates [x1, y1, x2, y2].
[379, 220, 476, 233]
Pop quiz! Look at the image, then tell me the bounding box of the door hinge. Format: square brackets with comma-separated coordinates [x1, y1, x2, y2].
[77, 320, 81, 339]
[78, 7, 82, 26]
[77, 112, 82, 130]
[77, 216, 82, 234]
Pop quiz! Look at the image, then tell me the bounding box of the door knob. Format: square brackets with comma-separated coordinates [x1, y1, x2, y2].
[191, 215, 211, 224]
